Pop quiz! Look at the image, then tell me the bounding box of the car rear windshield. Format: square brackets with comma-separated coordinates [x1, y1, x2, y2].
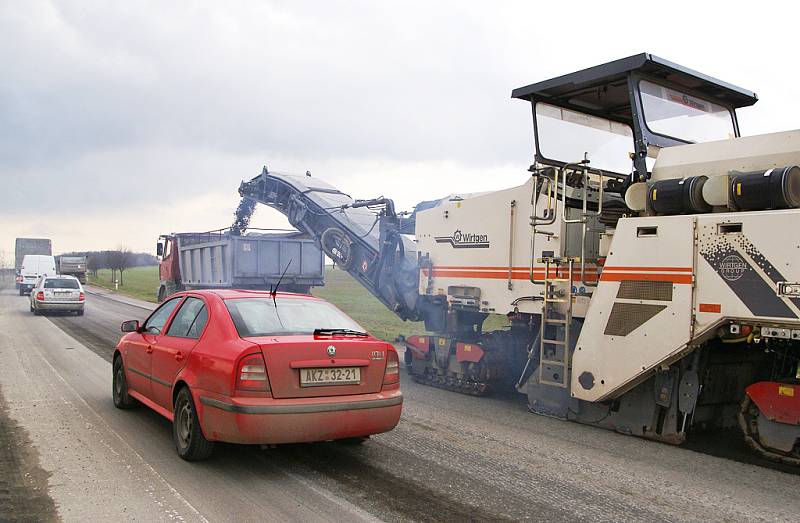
[44, 279, 79, 289]
[225, 298, 365, 337]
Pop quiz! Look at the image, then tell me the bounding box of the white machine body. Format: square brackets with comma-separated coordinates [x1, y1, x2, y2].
[415, 130, 800, 403]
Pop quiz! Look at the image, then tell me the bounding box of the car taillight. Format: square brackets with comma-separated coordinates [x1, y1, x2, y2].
[236, 353, 270, 392]
[36, 291, 45, 301]
[383, 350, 400, 386]
[79, 292, 85, 301]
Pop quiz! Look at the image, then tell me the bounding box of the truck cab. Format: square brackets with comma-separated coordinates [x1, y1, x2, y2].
[157, 235, 180, 294]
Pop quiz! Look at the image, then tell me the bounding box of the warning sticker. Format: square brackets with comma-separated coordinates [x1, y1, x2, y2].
[778, 385, 795, 397]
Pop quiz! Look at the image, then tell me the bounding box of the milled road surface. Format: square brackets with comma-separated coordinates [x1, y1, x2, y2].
[1, 286, 799, 521]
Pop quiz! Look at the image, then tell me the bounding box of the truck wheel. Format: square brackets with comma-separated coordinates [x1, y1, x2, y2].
[173, 387, 214, 461]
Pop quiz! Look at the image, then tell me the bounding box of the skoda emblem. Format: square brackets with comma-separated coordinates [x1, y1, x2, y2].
[327, 345, 336, 357]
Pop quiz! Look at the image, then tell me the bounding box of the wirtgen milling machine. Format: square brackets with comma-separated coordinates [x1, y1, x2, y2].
[240, 54, 800, 463]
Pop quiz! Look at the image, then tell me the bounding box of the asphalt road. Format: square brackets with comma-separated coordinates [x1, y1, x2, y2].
[1, 286, 799, 522]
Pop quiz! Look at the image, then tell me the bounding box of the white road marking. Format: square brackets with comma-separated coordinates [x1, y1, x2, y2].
[29, 333, 209, 522]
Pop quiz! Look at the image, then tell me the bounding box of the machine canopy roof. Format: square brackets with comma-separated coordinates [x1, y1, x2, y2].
[511, 53, 757, 123]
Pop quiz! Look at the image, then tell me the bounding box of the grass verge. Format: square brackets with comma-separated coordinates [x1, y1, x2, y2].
[89, 265, 507, 341]
[88, 266, 160, 303]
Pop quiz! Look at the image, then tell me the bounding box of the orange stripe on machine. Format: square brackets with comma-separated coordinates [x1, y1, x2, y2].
[423, 266, 599, 282]
[698, 303, 722, 313]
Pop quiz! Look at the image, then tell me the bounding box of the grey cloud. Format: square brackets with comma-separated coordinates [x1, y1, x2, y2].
[1, 1, 527, 169]
[2, 0, 799, 222]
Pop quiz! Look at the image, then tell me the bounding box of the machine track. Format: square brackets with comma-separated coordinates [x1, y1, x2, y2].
[411, 368, 490, 396]
[738, 395, 800, 467]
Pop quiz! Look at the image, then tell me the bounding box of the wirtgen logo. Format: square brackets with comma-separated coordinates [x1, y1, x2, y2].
[720, 254, 747, 282]
[435, 229, 490, 249]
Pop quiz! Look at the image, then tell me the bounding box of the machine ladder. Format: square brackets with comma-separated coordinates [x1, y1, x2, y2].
[538, 257, 576, 388]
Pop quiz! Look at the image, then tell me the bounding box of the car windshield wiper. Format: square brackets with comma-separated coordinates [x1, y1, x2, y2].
[313, 328, 368, 337]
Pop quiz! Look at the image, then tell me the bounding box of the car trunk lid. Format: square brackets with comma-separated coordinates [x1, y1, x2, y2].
[246, 335, 388, 399]
[44, 288, 81, 301]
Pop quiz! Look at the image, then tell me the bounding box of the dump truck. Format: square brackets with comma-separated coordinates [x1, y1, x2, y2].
[156, 229, 325, 302]
[14, 238, 52, 289]
[240, 53, 800, 464]
[57, 255, 88, 283]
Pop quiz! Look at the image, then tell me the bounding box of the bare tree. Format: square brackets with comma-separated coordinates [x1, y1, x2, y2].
[0, 250, 10, 287]
[106, 250, 122, 286]
[117, 247, 132, 286]
[86, 255, 100, 278]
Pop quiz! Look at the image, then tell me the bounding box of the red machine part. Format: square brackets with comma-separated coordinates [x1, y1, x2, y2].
[405, 335, 430, 360]
[455, 342, 485, 363]
[745, 382, 800, 425]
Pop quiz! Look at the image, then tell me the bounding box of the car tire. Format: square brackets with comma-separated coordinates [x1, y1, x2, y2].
[32, 307, 40, 316]
[173, 387, 214, 461]
[29, 303, 34, 312]
[76, 310, 84, 316]
[336, 436, 370, 445]
[112, 356, 137, 409]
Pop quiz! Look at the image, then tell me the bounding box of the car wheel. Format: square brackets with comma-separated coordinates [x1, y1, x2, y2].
[32, 307, 40, 316]
[29, 303, 34, 312]
[173, 387, 214, 461]
[112, 356, 137, 409]
[76, 309, 84, 316]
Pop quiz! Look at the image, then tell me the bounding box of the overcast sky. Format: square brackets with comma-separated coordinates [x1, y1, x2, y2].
[1, 0, 799, 263]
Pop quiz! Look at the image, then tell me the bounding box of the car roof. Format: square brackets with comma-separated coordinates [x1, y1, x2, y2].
[47, 274, 78, 279]
[180, 289, 322, 301]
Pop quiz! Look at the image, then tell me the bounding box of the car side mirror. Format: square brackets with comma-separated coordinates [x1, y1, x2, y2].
[121, 320, 140, 333]
[156, 242, 164, 257]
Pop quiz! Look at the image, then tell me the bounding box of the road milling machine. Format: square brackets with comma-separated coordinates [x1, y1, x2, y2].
[240, 54, 800, 463]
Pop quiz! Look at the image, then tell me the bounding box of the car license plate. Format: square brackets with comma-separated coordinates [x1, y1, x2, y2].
[300, 367, 360, 386]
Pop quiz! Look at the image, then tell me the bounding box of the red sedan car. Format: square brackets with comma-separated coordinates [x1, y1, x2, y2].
[112, 289, 402, 460]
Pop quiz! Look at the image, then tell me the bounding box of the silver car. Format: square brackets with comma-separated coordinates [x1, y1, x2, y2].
[29, 275, 85, 315]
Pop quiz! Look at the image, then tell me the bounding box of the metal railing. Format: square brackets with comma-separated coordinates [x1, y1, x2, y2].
[529, 158, 604, 288]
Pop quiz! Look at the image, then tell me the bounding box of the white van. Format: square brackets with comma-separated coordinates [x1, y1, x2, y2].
[18, 255, 57, 296]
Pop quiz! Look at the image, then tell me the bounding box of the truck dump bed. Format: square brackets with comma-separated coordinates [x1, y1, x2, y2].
[15, 238, 52, 271]
[176, 231, 324, 291]
[58, 256, 88, 283]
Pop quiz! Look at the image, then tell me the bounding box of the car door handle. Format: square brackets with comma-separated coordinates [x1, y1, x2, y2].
[174, 351, 184, 362]
[146, 345, 153, 354]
